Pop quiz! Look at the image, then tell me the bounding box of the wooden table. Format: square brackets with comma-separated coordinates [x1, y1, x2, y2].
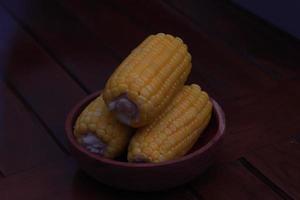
[0, 0, 299, 199]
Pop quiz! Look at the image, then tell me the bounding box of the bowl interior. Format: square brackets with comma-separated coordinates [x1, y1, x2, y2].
[66, 91, 224, 166]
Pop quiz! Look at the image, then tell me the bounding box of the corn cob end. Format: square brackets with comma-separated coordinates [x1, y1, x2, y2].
[108, 94, 139, 126]
[103, 33, 192, 127]
[74, 95, 132, 158]
[77, 132, 107, 155]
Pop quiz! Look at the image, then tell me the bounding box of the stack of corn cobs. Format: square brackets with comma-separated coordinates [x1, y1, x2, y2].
[74, 33, 212, 163]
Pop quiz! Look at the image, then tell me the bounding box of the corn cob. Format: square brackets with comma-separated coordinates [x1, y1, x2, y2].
[103, 33, 192, 127]
[127, 84, 212, 163]
[74, 95, 132, 158]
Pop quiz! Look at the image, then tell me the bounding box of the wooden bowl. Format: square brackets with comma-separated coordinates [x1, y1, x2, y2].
[65, 91, 225, 191]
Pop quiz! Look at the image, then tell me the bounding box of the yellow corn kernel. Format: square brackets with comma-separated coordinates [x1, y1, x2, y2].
[127, 84, 212, 163]
[74, 95, 132, 158]
[103, 33, 192, 127]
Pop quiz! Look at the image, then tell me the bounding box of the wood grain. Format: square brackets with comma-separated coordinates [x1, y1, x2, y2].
[1, 0, 119, 93]
[165, 0, 300, 80]
[0, 157, 195, 200]
[190, 161, 281, 200]
[57, 0, 275, 102]
[60, 0, 148, 58]
[245, 138, 300, 199]
[218, 80, 300, 162]
[0, 83, 64, 176]
[0, 5, 86, 148]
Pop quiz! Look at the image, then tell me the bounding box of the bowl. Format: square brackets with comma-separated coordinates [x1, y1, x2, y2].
[65, 91, 225, 191]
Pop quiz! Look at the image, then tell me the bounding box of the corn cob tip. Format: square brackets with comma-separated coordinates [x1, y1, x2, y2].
[108, 94, 139, 126]
[77, 132, 107, 155]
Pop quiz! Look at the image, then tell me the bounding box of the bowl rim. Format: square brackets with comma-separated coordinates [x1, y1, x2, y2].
[65, 91, 226, 168]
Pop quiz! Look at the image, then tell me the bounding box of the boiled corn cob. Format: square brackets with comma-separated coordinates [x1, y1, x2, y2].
[128, 84, 212, 163]
[103, 33, 192, 127]
[74, 95, 132, 158]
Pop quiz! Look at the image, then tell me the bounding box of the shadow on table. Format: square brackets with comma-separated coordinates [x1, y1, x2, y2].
[71, 169, 191, 200]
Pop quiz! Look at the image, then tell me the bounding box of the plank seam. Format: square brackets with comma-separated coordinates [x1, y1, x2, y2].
[5, 81, 69, 155]
[239, 157, 294, 200]
[102, 0, 216, 94]
[0, 170, 4, 178]
[55, 0, 123, 62]
[100, 0, 154, 35]
[0, 2, 91, 94]
[187, 184, 204, 200]
[161, 0, 282, 81]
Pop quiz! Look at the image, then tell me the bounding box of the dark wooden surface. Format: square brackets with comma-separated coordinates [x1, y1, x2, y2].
[0, 0, 299, 199]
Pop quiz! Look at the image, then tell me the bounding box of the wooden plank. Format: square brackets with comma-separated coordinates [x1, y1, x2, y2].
[59, 0, 148, 58]
[58, 0, 275, 102]
[219, 80, 300, 162]
[294, 133, 300, 143]
[245, 137, 300, 199]
[190, 161, 281, 200]
[0, 157, 195, 200]
[0, 83, 64, 176]
[0, 5, 86, 148]
[1, 0, 120, 92]
[165, 0, 300, 80]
